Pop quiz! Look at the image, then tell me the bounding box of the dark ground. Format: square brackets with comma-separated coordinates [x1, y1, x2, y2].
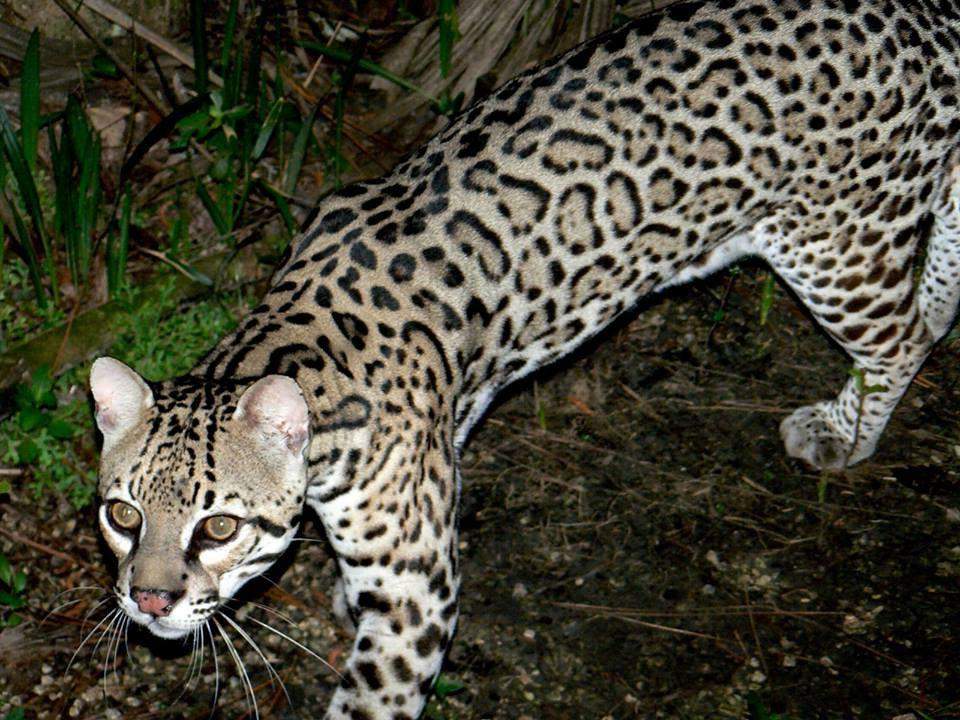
[2, 265, 959, 720]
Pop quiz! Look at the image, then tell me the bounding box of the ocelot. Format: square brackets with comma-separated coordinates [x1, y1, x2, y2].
[90, 0, 960, 717]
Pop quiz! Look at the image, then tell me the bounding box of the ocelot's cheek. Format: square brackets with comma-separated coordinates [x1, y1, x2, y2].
[195, 529, 258, 579]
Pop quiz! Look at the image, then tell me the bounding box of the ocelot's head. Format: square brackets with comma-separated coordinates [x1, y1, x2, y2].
[89, 357, 310, 639]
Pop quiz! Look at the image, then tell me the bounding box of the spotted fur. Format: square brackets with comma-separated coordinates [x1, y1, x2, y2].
[92, 1, 960, 717]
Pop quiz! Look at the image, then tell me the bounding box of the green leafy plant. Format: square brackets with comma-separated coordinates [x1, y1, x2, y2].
[174, 91, 252, 150]
[20, 29, 39, 176]
[747, 692, 792, 720]
[0, 553, 28, 628]
[109, 279, 251, 379]
[0, 366, 95, 509]
[299, 40, 435, 101]
[10, 365, 74, 465]
[424, 674, 466, 719]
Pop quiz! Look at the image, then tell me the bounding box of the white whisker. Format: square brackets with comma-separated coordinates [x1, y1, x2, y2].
[99, 610, 123, 697]
[219, 611, 291, 711]
[75, 595, 115, 627]
[122, 614, 134, 669]
[245, 615, 341, 679]
[236, 599, 299, 628]
[206, 621, 220, 720]
[213, 615, 259, 720]
[110, 615, 128, 688]
[66, 607, 119, 676]
[195, 623, 206, 692]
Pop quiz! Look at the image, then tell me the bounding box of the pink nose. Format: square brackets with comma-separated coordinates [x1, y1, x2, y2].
[132, 588, 180, 617]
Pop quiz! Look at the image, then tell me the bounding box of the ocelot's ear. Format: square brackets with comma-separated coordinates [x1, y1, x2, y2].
[233, 375, 310, 456]
[89, 357, 154, 447]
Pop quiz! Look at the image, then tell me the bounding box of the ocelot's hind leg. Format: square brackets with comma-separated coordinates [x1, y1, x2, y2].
[918, 162, 960, 340]
[753, 172, 960, 469]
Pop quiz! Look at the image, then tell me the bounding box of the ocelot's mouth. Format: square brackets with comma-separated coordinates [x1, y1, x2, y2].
[143, 616, 197, 640]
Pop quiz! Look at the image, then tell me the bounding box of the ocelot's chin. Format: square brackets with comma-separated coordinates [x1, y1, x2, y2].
[140, 617, 196, 640]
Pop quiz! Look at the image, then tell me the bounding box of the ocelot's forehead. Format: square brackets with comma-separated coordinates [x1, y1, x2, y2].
[99, 379, 271, 511]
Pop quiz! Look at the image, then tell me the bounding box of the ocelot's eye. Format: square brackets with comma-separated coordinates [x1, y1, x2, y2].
[109, 501, 141, 532]
[202, 515, 239, 542]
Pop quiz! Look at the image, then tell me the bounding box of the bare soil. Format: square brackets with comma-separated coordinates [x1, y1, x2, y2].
[2, 267, 959, 720]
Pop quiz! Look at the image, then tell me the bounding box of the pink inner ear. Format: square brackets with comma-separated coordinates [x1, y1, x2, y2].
[236, 375, 310, 455]
[93, 401, 115, 431]
[281, 422, 309, 454]
[90, 357, 153, 436]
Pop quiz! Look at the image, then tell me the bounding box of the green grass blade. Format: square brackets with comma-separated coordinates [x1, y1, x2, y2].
[2, 194, 46, 307]
[258, 180, 295, 234]
[20, 29, 40, 175]
[78, 134, 101, 283]
[251, 98, 284, 161]
[48, 120, 76, 285]
[298, 40, 436, 101]
[438, 0, 460, 79]
[58, 97, 102, 290]
[284, 103, 318, 195]
[65, 96, 90, 165]
[196, 181, 229, 236]
[164, 253, 213, 286]
[219, 0, 239, 73]
[759, 272, 776, 326]
[0, 104, 55, 301]
[189, 0, 209, 95]
[107, 185, 131, 297]
[244, 15, 265, 120]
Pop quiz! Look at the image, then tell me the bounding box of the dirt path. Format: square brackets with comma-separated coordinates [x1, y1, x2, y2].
[2, 269, 958, 720]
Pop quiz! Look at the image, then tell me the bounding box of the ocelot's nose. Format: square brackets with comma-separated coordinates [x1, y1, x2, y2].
[131, 587, 183, 617]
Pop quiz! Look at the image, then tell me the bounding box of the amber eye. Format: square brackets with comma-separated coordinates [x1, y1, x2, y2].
[109, 501, 141, 531]
[202, 515, 239, 542]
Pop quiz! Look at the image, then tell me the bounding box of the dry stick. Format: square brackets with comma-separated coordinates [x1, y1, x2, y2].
[551, 601, 845, 618]
[743, 590, 770, 679]
[50, 0, 166, 115]
[73, 0, 224, 87]
[614, 616, 732, 646]
[56, 0, 221, 174]
[0, 525, 99, 573]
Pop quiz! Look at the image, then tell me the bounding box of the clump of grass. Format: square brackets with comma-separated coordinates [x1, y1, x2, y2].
[0, 30, 128, 308]
[48, 96, 103, 294]
[108, 279, 254, 379]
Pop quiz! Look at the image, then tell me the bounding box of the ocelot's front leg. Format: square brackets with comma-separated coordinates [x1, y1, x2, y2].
[310, 426, 461, 720]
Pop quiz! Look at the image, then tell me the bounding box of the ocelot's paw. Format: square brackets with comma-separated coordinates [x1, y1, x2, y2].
[779, 403, 863, 470]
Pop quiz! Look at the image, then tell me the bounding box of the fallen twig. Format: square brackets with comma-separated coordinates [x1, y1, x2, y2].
[73, 0, 224, 87]
[0, 525, 99, 573]
[50, 0, 167, 115]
